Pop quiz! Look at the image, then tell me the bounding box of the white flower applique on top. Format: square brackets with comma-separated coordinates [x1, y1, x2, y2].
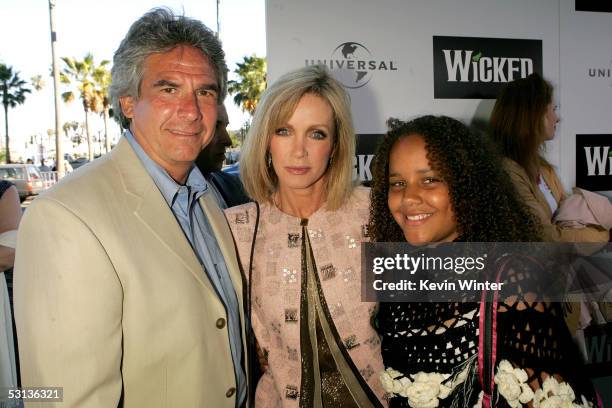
[380, 364, 471, 408]
[472, 360, 594, 408]
[381, 360, 594, 408]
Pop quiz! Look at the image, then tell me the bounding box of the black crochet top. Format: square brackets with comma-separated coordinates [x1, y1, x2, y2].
[377, 256, 596, 407]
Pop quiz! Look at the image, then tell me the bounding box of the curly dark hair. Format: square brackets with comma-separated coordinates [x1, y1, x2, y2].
[368, 115, 542, 243]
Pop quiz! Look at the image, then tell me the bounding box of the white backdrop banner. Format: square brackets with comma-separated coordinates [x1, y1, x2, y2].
[560, 0, 612, 197]
[266, 0, 611, 197]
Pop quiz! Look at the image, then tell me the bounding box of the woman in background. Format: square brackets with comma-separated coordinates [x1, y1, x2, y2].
[490, 73, 609, 242]
[0, 180, 21, 407]
[225, 65, 384, 407]
[371, 115, 596, 407]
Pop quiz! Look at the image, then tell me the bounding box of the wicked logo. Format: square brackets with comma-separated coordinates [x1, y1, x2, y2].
[433, 36, 543, 99]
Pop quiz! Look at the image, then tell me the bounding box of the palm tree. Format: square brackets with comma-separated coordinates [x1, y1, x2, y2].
[0, 63, 31, 163]
[31, 75, 46, 91]
[60, 53, 109, 161]
[92, 63, 112, 153]
[227, 55, 267, 116]
[46, 128, 55, 149]
[62, 120, 79, 139]
[62, 120, 81, 148]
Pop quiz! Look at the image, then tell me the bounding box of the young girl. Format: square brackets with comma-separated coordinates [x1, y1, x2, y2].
[370, 115, 596, 407]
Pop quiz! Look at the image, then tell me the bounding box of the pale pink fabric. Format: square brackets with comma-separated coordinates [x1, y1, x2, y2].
[554, 188, 612, 230]
[225, 187, 385, 407]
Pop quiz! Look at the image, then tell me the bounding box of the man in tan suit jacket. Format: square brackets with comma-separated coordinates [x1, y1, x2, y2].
[14, 8, 248, 407]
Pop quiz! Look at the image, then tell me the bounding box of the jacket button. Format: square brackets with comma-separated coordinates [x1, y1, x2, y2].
[216, 318, 226, 329]
[226, 387, 235, 398]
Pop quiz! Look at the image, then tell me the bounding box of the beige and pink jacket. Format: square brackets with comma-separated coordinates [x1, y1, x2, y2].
[225, 187, 385, 407]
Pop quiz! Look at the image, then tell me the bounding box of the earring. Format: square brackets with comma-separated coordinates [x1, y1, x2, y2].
[266, 152, 272, 167]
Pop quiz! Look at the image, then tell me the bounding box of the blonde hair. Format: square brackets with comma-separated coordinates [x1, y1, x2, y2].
[240, 65, 355, 210]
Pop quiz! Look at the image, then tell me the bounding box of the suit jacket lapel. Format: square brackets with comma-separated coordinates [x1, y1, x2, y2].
[199, 193, 246, 331]
[110, 138, 217, 295]
[199, 193, 249, 389]
[201, 190, 250, 398]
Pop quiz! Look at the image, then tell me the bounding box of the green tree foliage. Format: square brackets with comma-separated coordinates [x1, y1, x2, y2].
[31, 75, 46, 91]
[1, 63, 31, 163]
[227, 55, 266, 116]
[228, 130, 240, 147]
[92, 63, 112, 153]
[60, 53, 109, 160]
[62, 120, 82, 146]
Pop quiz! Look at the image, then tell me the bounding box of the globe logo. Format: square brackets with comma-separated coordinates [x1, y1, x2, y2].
[331, 42, 373, 89]
[304, 42, 396, 89]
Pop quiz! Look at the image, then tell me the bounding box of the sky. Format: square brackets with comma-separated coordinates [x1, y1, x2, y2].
[0, 0, 266, 161]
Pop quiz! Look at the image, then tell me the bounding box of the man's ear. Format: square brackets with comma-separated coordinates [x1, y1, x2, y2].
[119, 95, 135, 119]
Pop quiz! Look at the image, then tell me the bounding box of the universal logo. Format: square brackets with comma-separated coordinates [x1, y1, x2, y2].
[305, 42, 397, 89]
[576, 134, 612, 192]
[587, 60, 612, 87]
[433, 36, 543, 99]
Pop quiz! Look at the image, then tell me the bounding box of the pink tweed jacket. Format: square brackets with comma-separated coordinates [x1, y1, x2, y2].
[225, 187, 385, 407]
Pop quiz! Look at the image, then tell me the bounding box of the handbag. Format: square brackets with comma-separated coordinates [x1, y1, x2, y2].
[477, 255, 510, 408]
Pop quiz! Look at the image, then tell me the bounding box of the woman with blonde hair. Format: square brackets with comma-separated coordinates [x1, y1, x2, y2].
[225, 65, 385, 407]
[490, 73, 609, 242]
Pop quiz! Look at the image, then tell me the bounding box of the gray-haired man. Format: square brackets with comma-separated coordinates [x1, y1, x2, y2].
[15, 8, 247, 407]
